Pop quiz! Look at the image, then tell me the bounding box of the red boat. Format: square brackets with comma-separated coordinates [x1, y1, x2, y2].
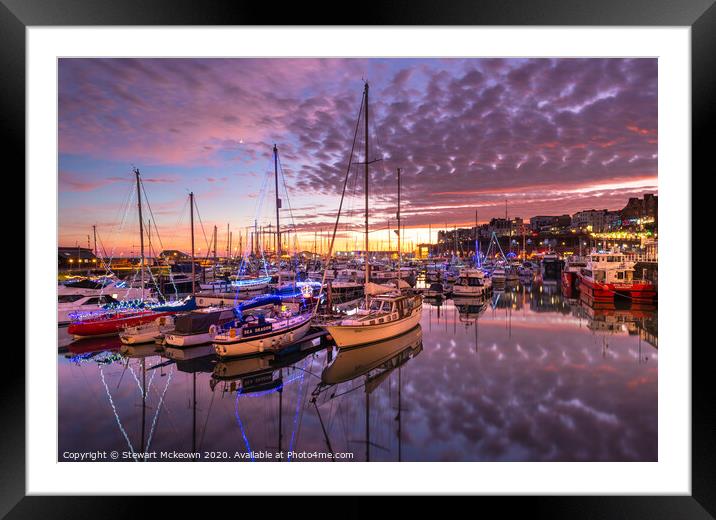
[561, 255, 588, 297]
[68, 309, 174, 339]
[577, 251, 656, 303]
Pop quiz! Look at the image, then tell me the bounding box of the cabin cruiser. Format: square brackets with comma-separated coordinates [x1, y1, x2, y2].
[452, 268, 492, 298]
[322, 289, 423, 349]
[58, 294, 119, 325]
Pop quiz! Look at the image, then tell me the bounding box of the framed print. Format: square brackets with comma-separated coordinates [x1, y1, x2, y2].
[7, 0, 709, 513]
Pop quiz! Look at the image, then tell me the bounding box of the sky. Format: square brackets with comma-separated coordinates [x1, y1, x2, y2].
[58, 58, 657, 255]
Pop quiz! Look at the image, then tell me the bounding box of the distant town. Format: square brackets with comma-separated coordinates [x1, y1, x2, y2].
[59, 193, 657, 270]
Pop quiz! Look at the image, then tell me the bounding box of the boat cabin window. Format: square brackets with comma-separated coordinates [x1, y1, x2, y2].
[616, 271, 624, 280]
[369, 300, 385, 311]
[58, 294, 84, 303]
[594, 270, 606, 282]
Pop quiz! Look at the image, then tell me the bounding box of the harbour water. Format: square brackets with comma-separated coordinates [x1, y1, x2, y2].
[58, 283, 657, 462]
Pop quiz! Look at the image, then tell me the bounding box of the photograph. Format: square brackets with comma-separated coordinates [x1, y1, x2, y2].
[56, 57, 659, 463]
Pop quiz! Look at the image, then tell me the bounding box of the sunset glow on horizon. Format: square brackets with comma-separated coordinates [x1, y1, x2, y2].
[58, 58, 657, 254]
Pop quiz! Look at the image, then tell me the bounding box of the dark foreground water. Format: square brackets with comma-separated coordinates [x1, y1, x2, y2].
[58, 283, 657, 462]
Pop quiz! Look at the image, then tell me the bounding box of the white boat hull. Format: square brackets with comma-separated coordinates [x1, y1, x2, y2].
[165, 332, 214, 347]
[213, 315, 312, 358]
[120, 330, 161, 345]
[324, 305, 422, 349]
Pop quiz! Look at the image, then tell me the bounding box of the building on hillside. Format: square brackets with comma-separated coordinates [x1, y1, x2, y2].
[621, 193, 658, 227]
[571, 209, 609, 232]
[487, 217, 524, 237]
[529, 214, 571, 232]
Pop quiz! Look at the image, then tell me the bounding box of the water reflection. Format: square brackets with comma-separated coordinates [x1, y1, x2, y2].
[312, 326, 423, 461]
[58, 284, 657, 462]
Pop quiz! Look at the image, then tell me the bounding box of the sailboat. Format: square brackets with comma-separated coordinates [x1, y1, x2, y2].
[212, 145, 312, 357]
[68, 168, 196, 339]
[321, 83, 422, 349]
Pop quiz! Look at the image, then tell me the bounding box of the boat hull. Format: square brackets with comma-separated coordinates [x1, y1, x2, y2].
[68, 311, 172, 339]
[578, 276, 656, 302]
[164, 331, 215, 347]
[213, 315, 312, 357]
[324, 306, 422, 349]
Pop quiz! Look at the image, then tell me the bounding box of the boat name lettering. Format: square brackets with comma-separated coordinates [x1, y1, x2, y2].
[244, 324, 273, 337]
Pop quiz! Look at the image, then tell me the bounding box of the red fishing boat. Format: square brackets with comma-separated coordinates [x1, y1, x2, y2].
[577, 251, 656, 303]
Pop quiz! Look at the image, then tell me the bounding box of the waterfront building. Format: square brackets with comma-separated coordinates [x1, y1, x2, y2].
[58, 246, 98, 269]
[529, 214, 571, 232]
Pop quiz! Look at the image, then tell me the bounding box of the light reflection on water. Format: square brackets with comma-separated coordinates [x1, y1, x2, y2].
[58, 284, 657, 462]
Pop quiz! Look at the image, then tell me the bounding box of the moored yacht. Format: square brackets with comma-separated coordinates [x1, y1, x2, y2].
[452, 268, 491, 298]
[318, 83, 423, 349]
[120, 315, 175, 345]
[212, 301, 312, 357]
[58, 293, 119, 325]
[164, 307, 237, 347]
[323, 291, 422, 349]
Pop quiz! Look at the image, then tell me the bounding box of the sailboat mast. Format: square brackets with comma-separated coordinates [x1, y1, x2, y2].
[397, 167, 401, 270]
[364, 83, 370, 298]
[274, 144, 281, 286]
[190, 191, 195, 295]
[134, 167, 145, 300]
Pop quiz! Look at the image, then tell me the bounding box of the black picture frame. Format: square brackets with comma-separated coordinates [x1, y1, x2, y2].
[6, 0, 708, 514]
